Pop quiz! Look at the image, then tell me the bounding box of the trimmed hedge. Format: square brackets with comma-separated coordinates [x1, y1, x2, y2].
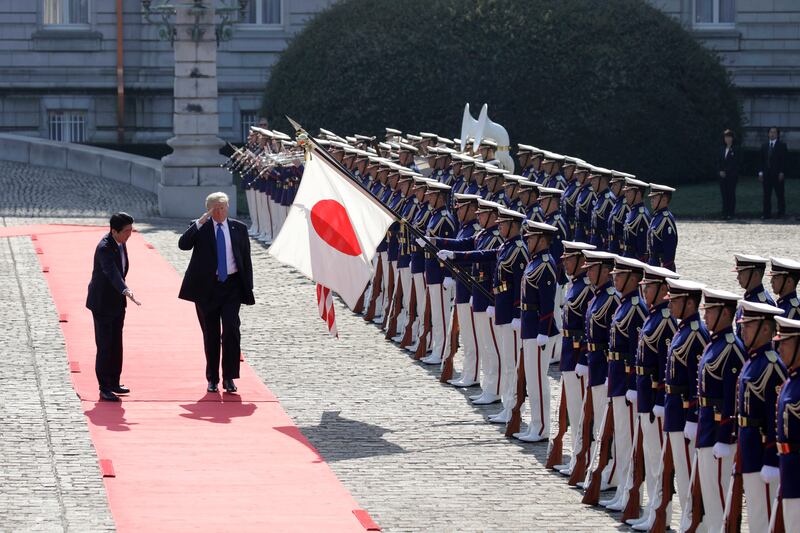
[263, 0, 743, 184]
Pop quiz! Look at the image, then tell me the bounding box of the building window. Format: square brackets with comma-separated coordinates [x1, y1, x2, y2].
[48, 111, 86, 143]
[241, 0, 282, 26]
[43, 0, 89, 25]
[241, 111, 259, 142]
[694, 0, 735, 27]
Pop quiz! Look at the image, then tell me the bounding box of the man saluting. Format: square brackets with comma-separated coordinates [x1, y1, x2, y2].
[179, 192, 255, 393]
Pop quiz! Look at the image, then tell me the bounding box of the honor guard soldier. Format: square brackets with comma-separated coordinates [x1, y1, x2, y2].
[449, 153, 475, 197]
[389, 173, 422, 342]
[485, 166, 510, 207]
[516, 144, 537, 178]
[385, 127, 403, 143]
[514, 220, 560, 442]
[478, 138, 501, 167]
[647, 183, 678, 271]
[541, 152, 567, 190]
[579, 250, 620, 491]
[692, 288, 746, 533]
[406, 178, 436, 352]
[572, 166, 596, 243]
[622, 177, 651, 263]
[773, 315, 800, 529]
[384, 170, 418, 336]
[770, 257, 800, 319]
[606, 171, 631, 255]
[588, 167, 615, 251]
[600, 256, 649, 511]
[518, 180, 543, 222]
[624, 265, 679, 530]
[472, 164, 490, 200]
[734, 254, 776, 336]
[658, 278, 709, 531]
[539, 187, 569, 364]
[438, 199, 505, 404]
[416, 183, 457, 365]
[553, 240, 597, 476]
[735, 301, 787, 533]
[561, 159, 585, 240]
[502, 175, 526, 214]
[398, 142, 420, 173]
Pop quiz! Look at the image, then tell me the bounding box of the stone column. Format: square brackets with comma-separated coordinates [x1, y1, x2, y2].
[158, 1, 236, 218]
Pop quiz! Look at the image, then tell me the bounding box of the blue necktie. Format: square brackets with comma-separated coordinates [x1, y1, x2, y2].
[216, 223, 228, 282]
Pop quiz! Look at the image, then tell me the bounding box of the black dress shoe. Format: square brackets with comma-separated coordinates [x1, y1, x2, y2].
[207, 382, 219, 393]
[111, 385, 130, 394]
[99, 390, 120, 402]
[223, 379, 237, 393]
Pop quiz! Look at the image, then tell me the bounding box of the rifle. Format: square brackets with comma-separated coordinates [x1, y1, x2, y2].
[651, 436, 675, 533]
[622, 419, 645, 521]
[439, 305, 459, 383]
[414, 290, 432, 359]
[582, 401, 615, 505]
[568, 384, 594, 486]
[722, 442, 743, 533]
[380, 261, 395, 331]
[770, 489, 785, 533]
[364, 255, 384, 321]
[546, 380, 569, 468]
[399, 277, 417, 348]
[385, 272, 403, 340]
[352, 291, 366, 314]
[505, 344, 527, 437]
[682, 453, 704, 533]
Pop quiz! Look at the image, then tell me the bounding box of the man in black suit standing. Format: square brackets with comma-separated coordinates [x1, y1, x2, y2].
[759, 126, 788, 219]
[86, 212, 139, 402]
[179, 192, 255, 393]
[718, 129, 741, 220]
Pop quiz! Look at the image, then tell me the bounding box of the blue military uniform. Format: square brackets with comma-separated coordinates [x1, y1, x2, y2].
[520, 249, 558, 340]
[590, 187, 615, 251]
[561, 176, 581, 240]
[424, 205, 458, 285]
[585, 277, 620, 389]
[646, 184, 677, 271]
[775, 316, 800, 501]
[573, 181, 595, 243]
[770, 257, 800, 320]
[606, 184, 629, 255]
[733, 254, 776, 335]
[623, 202, 650, 263]
[561, 269, 594, 374]
[664, 310, 709, 433]
[608, 258, 649, 399]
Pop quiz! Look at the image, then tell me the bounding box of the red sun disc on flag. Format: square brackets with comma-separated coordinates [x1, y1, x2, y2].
[310, 199, 362, 256]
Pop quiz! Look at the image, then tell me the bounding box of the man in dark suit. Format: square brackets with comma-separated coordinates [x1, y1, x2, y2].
[759, 126, 788, 219]
[718, 129, 740, 220]
[86, 212, 138, 402]
[179, 192, 255, 393]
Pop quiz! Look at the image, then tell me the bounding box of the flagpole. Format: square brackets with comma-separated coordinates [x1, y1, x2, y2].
[287, 116, 495, 304]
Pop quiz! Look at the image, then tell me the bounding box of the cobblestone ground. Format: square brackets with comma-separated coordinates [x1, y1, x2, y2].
[2, 162, 799, 532]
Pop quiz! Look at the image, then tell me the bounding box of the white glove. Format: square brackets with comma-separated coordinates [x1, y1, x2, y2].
[712, 442, 735, 459]
[468, 297, 473, 306]
[760, 465, 780, 484]
[443, 277, 456, 290]
[486, 306, 495, 318]
[604, 377, 608, 387]
[653, 405, 665, 418]
[683, 421, 698, 441]
[416, 237, 427, 247]
[574, 364, 589, 378]
[625, 390, 637, 403]
[536, 333, 549, 346]
[437, 250, 454, 261]
[511, 318, 521, 330]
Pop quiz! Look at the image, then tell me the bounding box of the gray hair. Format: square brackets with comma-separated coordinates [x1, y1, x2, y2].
[205, 192, 229, 209]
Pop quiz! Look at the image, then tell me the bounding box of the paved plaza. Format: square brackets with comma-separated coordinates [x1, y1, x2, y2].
[1, 161, 799, 532]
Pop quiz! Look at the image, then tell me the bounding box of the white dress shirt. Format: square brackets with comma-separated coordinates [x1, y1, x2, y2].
[115, 239, 127, 274]
[196, 218, 238, 276]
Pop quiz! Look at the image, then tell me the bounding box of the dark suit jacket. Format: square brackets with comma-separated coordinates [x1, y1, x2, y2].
[86, 233, 129, 315]
[761, 140, 788, 177]
[718, 145, 740, 178]
[178, 218, 255, 305]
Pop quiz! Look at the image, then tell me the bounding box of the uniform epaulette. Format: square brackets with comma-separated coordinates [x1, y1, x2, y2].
[631, 296, 640, 306]
[792, 297, 799, 306]
[638, 206, 645, 213]
[542, 254, 550, 262]
[758, 292, 767, 303]
[690, 320, 700, 331]
[767, 350, 779, 363]
[606, 286, 616, 295]
[492, 229, 500, 236]
[473, 223, 482, 232]
[516, 240, 525, 248]
[725, 333, 735, 344]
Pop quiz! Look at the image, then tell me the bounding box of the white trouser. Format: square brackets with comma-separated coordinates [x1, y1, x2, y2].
[383, 260, 398, 323]
[272, 199, 284, 236]
[560, 371, 586, 469]
[742, 471, 778, 533]
[411, 272, 427, 345]
[375, 252, 390, 318]
[780, 498, 800, 533]
[394, 267, 412, 338]
[632, 412, 665, 522]
[611, 396, 636, 500]
[495, 322, 520, 411]
[245, 188, 257, 232]
[583, 384, 615, 488]
[260, 193, 273, 240]
[522, 338, 551, 438]
[549, 284, 565, 363]
[695, 446, 732, 532]
[455, 303, 479, 383]
[428, 282, 454, 359]
[473, 311, 501, 396]
[660, 430, 695, 530]
[363, 255, 377, 308]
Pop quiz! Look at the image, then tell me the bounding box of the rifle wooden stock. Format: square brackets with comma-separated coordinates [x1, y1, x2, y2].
[414, 290, 432, 359]
[723, 445, 743, 533]
[385, 273, 403, 340]
[399, 278, 417, 348]
[439, 305, 459, 383]
[546, 380, 568, 468]
[353, 290, 366, 315]
[364, 256, 383, 322]
[381, 262, 395, 331]
[684, 455, 704, 533]
[651, 436, 675, 533]
[505, 344, 527, 437]
[582, 402, 615, 505]
[568, 384, 594, 486]
[771, 492, 785, 533]
[622, 421, 645, 521]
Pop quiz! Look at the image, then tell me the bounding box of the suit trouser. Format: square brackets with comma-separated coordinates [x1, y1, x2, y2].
[561, 370, 585, 469]
[495, 322, 519, 411]
[695, 446, 733, 532]
[195, 275, 242, 383]
[454, 302, 480, 383]
[719, 176, 737, 217]
[522, 338, 551, 438]
[473, 311, 500, 396]
[763, 174, 786, 218]
[93, 310, 125, 392]
[742, 471, 778, 533]
[428, 282, 454, 360]
[609, 395, 636, 501]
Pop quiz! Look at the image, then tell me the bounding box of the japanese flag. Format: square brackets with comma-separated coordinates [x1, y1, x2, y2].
[268, 151, 394, 309]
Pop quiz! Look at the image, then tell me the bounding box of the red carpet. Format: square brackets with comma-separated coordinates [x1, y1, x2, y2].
[11, 224, 374, 532]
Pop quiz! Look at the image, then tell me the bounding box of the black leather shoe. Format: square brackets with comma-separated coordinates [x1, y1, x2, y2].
[207, 381, 219, 393]
[111, 385, 130, 394]
[223, 379, 237, 393]
[99, 390, 120, 402]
